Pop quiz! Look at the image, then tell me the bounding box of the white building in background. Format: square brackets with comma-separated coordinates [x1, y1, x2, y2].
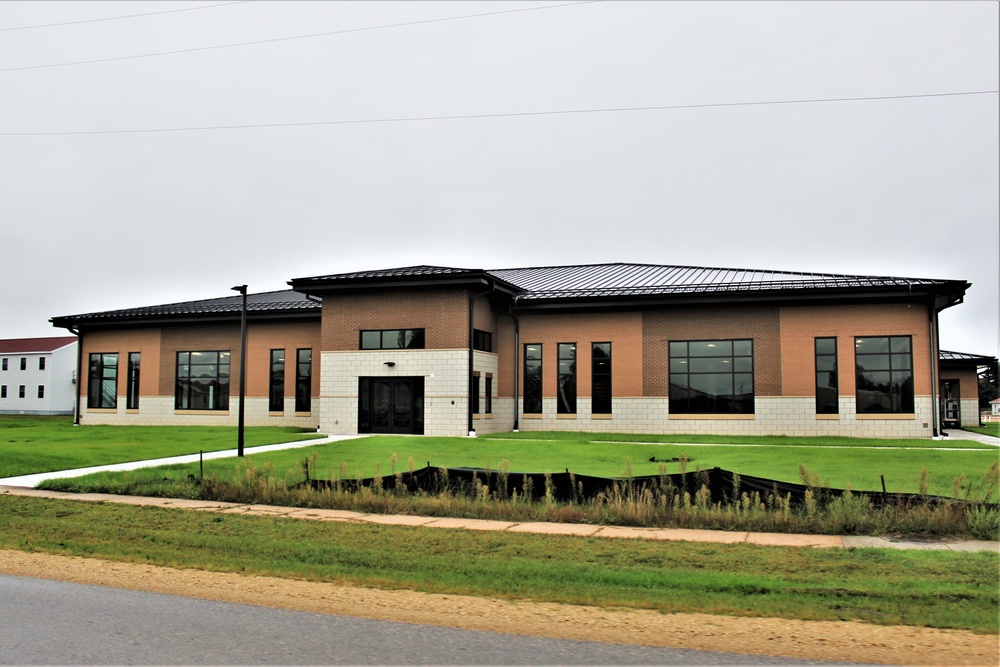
[0, 336, 77, 415]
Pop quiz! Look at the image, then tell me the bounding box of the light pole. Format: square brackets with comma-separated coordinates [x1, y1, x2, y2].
[231, 284, 248, 457]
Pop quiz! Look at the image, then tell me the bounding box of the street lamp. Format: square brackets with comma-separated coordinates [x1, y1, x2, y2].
[231, 284, 248, 457]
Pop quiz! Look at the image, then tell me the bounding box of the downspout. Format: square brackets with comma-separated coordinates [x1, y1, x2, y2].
[68, 326, 82, 425]
[928, 305, 941, 439]
[467, 282, 495, 437]
[511, 296, 521, 432]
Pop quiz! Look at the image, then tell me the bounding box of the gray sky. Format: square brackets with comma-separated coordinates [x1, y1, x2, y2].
[2, 1, 997, 358]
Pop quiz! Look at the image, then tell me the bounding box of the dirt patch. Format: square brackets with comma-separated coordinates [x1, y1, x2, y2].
[1, 549, 996, 666]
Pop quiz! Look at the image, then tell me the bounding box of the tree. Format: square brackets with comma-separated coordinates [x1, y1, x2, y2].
[979, 360, 999, 410]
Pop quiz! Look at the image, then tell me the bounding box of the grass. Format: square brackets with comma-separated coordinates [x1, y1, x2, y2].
[1, 494, 996, 633]
[963, 424, 1000, 438]
[43, 430, 995, 498]
[0, 415, 323, 477]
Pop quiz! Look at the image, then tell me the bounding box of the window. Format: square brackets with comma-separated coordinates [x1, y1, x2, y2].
[855, 336, 913, 414]
[87, 353, 118, 409]
[592, 343, 612, 414]
[669, 340, 754, 414]
[815, 338, 838, 414]
[39, 357, 46, 371]
[37, 385, 44, 399]
[175, 351, 230, 410]
[473, 329, 493, 352]
[20, 357, 27, 371]
[523, 344, 542, 414]
[19, 385, 25, 398]
[485, 375, 493, 415]
[126, 352, 141, 410]
[269, 349, 285, 412]
[557, 343, 577, 414]
[360, 329, 425, 350]
[1, 385, 6, 398]
[295, 348, 312, 412]
[471, 373, 480, 415]
[1, 358, 6, 371]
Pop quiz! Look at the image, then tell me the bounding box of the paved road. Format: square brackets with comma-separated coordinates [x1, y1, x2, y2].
[0, 575, 859, 666]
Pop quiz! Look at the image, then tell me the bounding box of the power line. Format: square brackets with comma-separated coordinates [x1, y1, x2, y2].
[0, 1, 600, 73]
[2, 90, 995, 137]
[0, 1, 250, 32]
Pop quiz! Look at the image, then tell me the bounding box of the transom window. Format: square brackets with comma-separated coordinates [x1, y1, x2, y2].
[175, 351, 230, 411]
[669, 340, 754, 414]
[360, 329, 425, 350]
[855, 336, 913, 414]
[473, 329, 493, 352]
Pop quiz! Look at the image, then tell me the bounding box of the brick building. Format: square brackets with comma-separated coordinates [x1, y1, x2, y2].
[50, 263, 982, 438]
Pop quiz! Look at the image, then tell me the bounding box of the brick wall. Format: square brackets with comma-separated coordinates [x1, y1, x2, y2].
[642, 305, 782, 397]
[321, 288, 469, 351]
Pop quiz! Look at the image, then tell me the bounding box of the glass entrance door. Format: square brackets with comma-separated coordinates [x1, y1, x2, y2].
[358, 377, 424, 434]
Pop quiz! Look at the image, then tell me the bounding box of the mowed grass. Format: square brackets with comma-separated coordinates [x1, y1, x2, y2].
[964, 424, 1000, 438]
[0, 415, 323, 477]
[1, 494, 996, 632]
[70, 431, 997, 500]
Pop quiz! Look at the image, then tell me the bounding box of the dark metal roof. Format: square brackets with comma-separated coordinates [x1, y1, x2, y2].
[51, 290, 318, 330]
[0, 336, 77, 354]
[939, 350, 996, 364]
[295, 265, 480, 283]
[486, 263, 963, 300]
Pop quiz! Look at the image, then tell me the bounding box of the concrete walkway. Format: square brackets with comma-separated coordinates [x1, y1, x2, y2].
[942, 428, 1000, 446]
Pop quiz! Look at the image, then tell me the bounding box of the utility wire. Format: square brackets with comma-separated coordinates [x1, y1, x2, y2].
[2, 90, 995, 137]
[0, 1, 600, 73]
[0, 2, 250, 32]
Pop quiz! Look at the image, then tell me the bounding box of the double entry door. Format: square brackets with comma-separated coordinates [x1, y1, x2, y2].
[358, 376, 424, 434]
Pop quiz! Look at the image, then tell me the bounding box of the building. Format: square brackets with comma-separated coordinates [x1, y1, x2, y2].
[937, 350, 997, 429]
[0, 336, 78, 415]
[50, 262, 975, 438]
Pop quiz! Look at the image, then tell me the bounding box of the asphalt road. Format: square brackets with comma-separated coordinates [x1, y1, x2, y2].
[0, 574, 862, 666]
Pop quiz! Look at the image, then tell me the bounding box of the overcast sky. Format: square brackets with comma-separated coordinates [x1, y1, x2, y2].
[2, 1, 997, 357]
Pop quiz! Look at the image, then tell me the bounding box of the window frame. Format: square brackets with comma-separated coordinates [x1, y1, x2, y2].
[295, 348, 312, 413]
[269, 349, 285, 412]
[472, 329, 493, 352]
[37, 385, 44, 399]
[87, 352, 119, 409]
[471, 372, 481, 415]
[668, 339, 755, 415]
[815, 337, 838, 415]
[126, 352, 141, 410]
[359, 328, 425, 350]
[18, 385, 25, 399]
[854, 336, 914, 414]
[591, 342, 612, 415]
[557, 342, 577, 414]
[39, 357, 46, 371]
[523, 343, 543, 414]
[484, 374, 493, 415]
[175, 351, 230, 411]
[20, 357, 27, 371]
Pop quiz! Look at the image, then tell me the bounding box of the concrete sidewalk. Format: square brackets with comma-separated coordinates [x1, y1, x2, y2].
[2, 484, 996, 553]
[942, 428, 1000, 446]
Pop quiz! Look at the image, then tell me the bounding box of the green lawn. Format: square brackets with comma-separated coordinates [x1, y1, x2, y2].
[1, 494, 996, 632]
[0, 415, 323, 477]
[963, 424, 1000, 438]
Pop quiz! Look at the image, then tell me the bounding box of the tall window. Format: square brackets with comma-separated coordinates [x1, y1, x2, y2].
[39, 357, 46, 371]
[37, 385, 45, 399]
[1, 385, 6, 398]
[485, 375, 493, 415]
[126, 352, 141, 410]
[557, 343, 577, 414]
[855, 336, 914, 414]
[269, 349, 285, 412]
[87, 353, 118, 409]
[815, 338, 838, 414]
[176, 351, 230, 410]
[669, 340, 754, 414]
[592, 343, 612, 415]
[1, 358, 6, 371]
[471, 373, 480, 415]
[20, 358, 26, 371]
[360, 329, 425, 349]
[295, 348, 312, 412]
[18, 385, 25, 398]
[523, 344, 543, 414]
